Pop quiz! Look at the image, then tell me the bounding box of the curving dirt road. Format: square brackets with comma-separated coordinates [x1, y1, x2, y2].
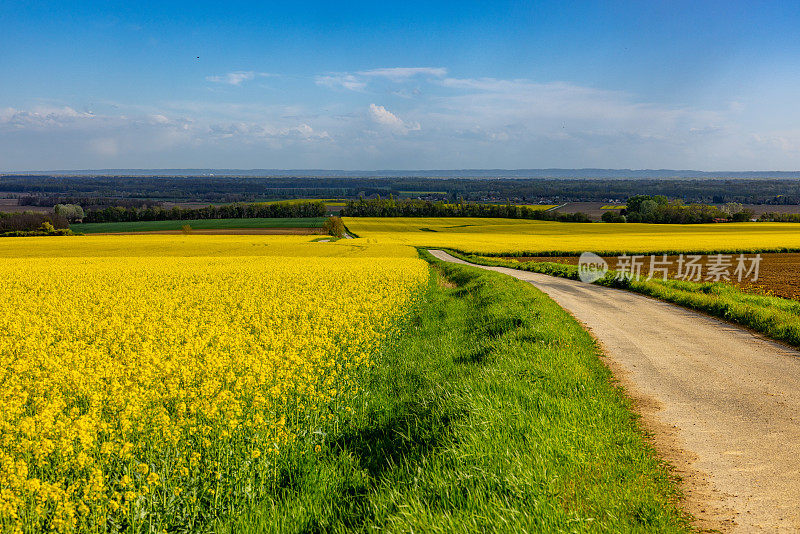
[430, 249, 800, 532]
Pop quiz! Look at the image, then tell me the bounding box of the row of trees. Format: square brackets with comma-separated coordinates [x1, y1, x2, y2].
[758, 212, 800, 222]
[341, 198, 591, 222]
[54, 204, 85, 222]
[1, 221, 73, 237]
[0, 212, 69, 233]
[83, 201, 327, 223]
[8, 175, 800, 205]
[323, 216, 346, 237]
[609, 196, 755, 224]
[19, 196, 160, 209]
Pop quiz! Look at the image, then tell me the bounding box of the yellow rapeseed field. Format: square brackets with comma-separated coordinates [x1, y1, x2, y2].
[345, 217, 800, 254]
[0, 235, 428, 532]
[0, 234, 418, 259]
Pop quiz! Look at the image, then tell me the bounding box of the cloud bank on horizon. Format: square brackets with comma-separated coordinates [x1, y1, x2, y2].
[2, 1, 800, 171]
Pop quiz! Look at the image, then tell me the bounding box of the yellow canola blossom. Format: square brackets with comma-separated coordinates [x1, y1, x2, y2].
[0, 237, 427, 532]
[0, 234, 419, 259]
[345, 217, 800, 254]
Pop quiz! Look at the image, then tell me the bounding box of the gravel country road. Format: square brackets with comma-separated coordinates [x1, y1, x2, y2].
[430, 249, 800, 532]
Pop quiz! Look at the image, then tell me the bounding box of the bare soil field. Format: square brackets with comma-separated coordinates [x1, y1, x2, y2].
[554, 202, 800, 220]
[551, 201, 611, 219]
[503, 252, 800, 300]
[0, 198, 51, 213]
[97, 228, 326, 236]
[735, 204, 800, 215]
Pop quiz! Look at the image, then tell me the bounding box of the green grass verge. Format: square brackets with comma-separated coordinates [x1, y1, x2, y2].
[223, 253, 688, 532]
[446, 249, 800, 349]
[70, 217, 326, 233]
[446, 246, 800, 257]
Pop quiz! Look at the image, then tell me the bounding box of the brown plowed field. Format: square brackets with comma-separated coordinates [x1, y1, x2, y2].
[0, 198, 50, 213]
[502, 252, 800, 300]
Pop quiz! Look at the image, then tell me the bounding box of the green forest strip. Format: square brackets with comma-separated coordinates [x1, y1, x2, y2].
[446, 250, 800, 349]
[71, 217, 326, 233]
[224, 253, 688, 532]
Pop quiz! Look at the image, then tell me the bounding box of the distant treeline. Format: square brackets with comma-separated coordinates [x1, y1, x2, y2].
[6, 175, 800, 205]
[19, 196, 160, 209]
[0, 212, 69, 233]
[341, 198, 591, 222]
[758, 213, 800, 223]
[608, 196, 755, 224]
[82, 201, 326, 223]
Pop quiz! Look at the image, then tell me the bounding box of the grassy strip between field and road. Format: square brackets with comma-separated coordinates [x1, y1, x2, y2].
[70, 217, 326, 233]
[224, 252, 688, 533]
[445, 250, 800, 349]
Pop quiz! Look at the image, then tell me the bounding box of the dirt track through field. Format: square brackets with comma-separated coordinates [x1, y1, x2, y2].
[503, 253, 800, 300]
[430, 249, 800, 532]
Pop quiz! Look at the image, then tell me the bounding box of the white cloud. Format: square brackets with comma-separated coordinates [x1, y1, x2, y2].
[285, 123, 330, 140]
[206, 121, 330, 143]
[316, 67, 446, 92]
[428, 77, 727, 144]
[0, 106, 95, 128]
[89, 137, 119, 156]
[752, 131, 800, 154]
[5, 71, 800, 170]
[368, 104, 403, 127]
[359, 67, 447, 81]
[205, 71, 268, 86]
[0, 103, 336, 169]
[315, 74, 367, 92]
[368, 104, 420, 134]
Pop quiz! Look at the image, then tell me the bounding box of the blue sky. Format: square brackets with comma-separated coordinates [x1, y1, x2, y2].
[2, 1, 800, 170]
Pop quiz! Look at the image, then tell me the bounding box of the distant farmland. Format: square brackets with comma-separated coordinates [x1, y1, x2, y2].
[71, 217, 326, 234]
